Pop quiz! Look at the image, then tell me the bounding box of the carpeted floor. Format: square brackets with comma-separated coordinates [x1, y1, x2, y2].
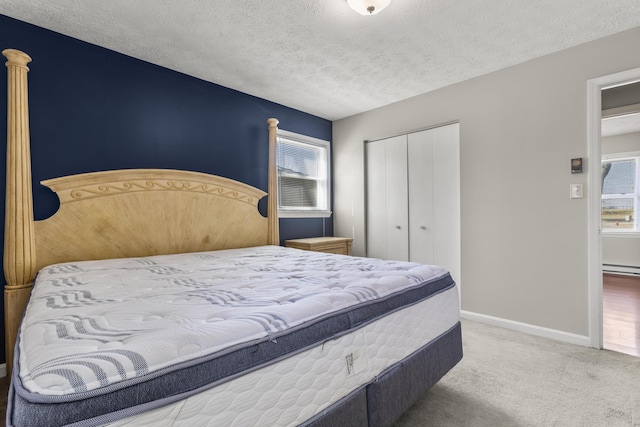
[394, 319, 640, 427]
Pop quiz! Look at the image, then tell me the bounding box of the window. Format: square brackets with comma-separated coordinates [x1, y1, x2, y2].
[276, 130, 331, 218]
[601, 152, 640, 233]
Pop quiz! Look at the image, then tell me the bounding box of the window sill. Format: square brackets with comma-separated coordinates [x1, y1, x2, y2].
[602, 231, 640, 239]
[278, 210, 332, 219]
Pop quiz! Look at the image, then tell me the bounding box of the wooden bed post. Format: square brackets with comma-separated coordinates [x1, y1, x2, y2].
[267, 118, 280, 245]
[3, 49, 36, 376]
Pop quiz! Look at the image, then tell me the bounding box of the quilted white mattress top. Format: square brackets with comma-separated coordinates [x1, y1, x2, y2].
[18, 246, 448, 398]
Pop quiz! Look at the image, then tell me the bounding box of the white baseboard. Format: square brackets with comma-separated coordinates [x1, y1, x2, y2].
[0, 363, 6, 378]
[460, 310, 592, 347]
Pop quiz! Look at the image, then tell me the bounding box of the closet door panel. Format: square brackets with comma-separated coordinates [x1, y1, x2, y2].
[366, 140, 388, 259]
[407, 130, 435, 265]
[432, 123, 461, 283]
[384, 135, 409, 261]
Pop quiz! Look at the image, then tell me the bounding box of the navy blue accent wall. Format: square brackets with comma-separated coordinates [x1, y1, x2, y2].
[0, 15, 333, 363]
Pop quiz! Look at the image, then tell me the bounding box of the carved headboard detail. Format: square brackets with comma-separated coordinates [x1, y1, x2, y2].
[33, 169, 271, 271]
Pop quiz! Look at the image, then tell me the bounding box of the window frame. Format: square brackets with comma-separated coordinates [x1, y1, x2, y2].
[276, 129, 332, 218]
[601, 151, 640, 237]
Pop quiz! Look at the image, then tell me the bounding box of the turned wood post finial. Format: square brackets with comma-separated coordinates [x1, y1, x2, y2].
[3, 49, 32, 70]
[267, 118, 280, 246]
[3, 48, 36, 288]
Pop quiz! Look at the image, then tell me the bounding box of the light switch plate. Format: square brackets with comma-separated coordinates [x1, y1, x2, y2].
[570, 183, 583, 199]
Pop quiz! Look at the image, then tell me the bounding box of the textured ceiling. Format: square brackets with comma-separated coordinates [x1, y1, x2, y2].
[2, 1, 640, 120]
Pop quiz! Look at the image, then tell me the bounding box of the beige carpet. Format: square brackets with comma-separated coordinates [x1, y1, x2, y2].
[394, 319, 640, 427]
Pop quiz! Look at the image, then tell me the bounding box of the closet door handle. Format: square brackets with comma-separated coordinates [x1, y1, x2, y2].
[420, 226, 427, 230]
[395, 225, 402, 230]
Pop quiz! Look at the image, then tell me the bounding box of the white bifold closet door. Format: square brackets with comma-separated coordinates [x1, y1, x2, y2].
[366, 135, 409, 261]
[366, 123, 460, 284]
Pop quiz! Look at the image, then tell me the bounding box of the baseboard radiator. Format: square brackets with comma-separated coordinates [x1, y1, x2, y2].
[603, 263, 640, 276]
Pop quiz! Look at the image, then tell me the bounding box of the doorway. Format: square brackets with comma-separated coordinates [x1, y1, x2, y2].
[587, 69, 640, 351]
[600, 92, 640, 356]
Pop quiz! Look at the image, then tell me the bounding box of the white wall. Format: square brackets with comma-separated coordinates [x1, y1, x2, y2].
[602, 237, 640, 268]
[601, 131, 640, 269]
[333, 26, 640, 337]
[602, 131, 640, 155]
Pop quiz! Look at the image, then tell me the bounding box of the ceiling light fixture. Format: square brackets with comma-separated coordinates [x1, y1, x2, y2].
[347, 0, 391, 15]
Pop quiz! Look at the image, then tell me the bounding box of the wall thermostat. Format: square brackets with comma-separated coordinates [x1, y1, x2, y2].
[571, 158, 583, 173]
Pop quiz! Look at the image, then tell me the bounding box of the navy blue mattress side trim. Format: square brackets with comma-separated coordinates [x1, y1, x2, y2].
[9, 273, 455, 427]
[302, 386, 369, 427]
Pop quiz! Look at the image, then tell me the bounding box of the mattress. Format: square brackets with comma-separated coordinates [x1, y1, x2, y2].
[8, 246, 458, 426]
[108, 288, 460, 426]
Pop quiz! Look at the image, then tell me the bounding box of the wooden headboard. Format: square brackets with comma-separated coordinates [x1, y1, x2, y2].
[2, 49, 281, 374]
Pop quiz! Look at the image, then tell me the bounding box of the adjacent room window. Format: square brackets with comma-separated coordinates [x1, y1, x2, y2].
[601, 153, 640, 233]
[276, 130, 331, 218]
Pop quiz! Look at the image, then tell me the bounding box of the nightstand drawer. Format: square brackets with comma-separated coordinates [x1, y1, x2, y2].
[285, 237, 353, 255]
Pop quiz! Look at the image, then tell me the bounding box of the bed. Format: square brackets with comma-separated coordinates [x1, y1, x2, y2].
[3, 48, 462, 426]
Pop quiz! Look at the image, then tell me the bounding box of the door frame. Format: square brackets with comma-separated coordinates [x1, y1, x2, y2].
[586, 67, 640, 348]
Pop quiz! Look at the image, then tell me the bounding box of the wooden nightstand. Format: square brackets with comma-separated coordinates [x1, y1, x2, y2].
[285, 237, 353, 256]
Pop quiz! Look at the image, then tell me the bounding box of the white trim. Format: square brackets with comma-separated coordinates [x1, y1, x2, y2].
[277, 129, 329, 147]
[0, 363, 6, 378]
[601, 150, 640, 160]
[601, 232, 640, 238]
[587, 77, 604, 349]
[278, 210, 332, 218]
[602, 264, 640, 275]
[602, 103, 640, 118]
[276, 129, 331, 218]
[587, 66, 640, 350]
[460, 311, 591, 347]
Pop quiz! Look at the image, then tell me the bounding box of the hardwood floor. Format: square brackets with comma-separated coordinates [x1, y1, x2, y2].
[603, 273, 640, 357]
